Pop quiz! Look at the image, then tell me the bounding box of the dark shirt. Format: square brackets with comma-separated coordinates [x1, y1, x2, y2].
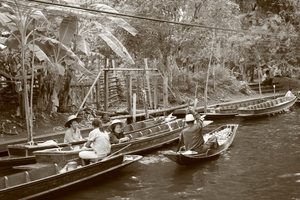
[178, 120, 205, 152]
[109, 131, 125, 144]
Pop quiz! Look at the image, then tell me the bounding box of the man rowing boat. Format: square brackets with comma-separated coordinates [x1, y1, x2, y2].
[177, 108, 218, 154]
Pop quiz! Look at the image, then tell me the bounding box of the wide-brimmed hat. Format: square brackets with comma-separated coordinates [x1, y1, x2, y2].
[65, 115, 82, 127]
[108, 119, 125, 130]
[185, 114, 195, 122]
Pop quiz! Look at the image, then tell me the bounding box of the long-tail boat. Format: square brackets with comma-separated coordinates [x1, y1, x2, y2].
[0, 115, 180, 169]
[32, 119, 213, 165]
[0, 154, 142, 200]
[236, 96, 297, 118]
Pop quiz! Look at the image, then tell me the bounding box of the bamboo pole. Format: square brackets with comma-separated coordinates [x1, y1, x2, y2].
[204, 27, 216, 113]
[76, 69, 103, 116]
[29, 20, 36, 144]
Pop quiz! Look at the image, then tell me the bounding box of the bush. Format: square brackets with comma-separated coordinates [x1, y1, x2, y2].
[170, 64, 240, 95]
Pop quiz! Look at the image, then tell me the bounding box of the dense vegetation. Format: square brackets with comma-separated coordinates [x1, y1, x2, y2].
[1, 0, 300, 135]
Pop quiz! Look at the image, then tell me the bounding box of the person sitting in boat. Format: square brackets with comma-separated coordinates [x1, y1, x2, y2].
[64, 115, 83, 143]
[285, 87, 295, 97]
[262, 69, 273, 86]
[108, 119, 130, 144]
[176, 109, 218, 154]
[79, 119, 111, 162]
[215, 105, 221, 113]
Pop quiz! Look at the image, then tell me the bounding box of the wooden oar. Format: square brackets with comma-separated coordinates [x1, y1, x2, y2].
[103, 143, 132, 160]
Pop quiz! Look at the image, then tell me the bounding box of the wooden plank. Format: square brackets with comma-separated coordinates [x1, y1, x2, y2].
[96, 72, 100, 110]
[104, 59, 109, 111]
[112, 60, 116, 77]
[127, 75, 132, 115]
[144, 58, 153, 109]
[153, 76, 158, 109]
[132, 93, 136, 123]
[13, 163, 51, 170]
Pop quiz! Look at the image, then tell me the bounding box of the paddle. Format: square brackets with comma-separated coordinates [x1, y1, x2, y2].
[102, 143, 132, 161]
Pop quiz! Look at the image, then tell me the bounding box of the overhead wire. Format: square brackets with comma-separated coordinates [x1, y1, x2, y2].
[6, 1, 300, 56]
[27, 0, 299, 38]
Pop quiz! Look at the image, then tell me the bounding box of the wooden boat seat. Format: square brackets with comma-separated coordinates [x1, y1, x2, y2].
[270, 100, 275, 106]
[13, 163, 53, 170]
[1, 164, 59, 188]
[275, 99, 281, 104]
[131, 122, 144, 131]
[0, 172, 30, 188]
[134, 136, 150, 140]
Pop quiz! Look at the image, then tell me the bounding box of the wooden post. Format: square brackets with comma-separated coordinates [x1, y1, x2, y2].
[104, 59, 109, 112]
[158, 70, 176, 99]
[96, 82, 100, 109]
[144, 58, 153, 109]
[126, 74, 132, 115]
[142, 89, 149, 119]
[112, 60, 116, 77]
[153, 76, 158, 109]
[96, 58, 100, 110]
[132, 93, 136, 123]
[163, 71, 168, 115]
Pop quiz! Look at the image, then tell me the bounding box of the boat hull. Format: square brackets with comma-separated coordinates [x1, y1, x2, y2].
[236, 96, 297, 118]
[32, 119, 212, 167]
[0, 155, 142, 200]
[200, 96, 284, 119]
[164, 124, 238, 165]
[0, 117, 180, 168]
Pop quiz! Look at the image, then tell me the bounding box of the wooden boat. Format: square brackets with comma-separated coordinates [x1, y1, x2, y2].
[0, 140, 85, 170]
[200, 96, 281, 120]
[163, 124, 239, 165]
[0, 154, 142, 200]
[236, 96, 297, 118]
[0, 116, 178, 169]
[0, 115, 175, 154]
[173, 93, 284, 116]
[32, 119, 213, 164]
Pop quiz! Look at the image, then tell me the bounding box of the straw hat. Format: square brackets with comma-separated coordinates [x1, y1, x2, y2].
[108, 119, 125, 130]
[185, 114, 195, 122]
[65, 115, 82, 127]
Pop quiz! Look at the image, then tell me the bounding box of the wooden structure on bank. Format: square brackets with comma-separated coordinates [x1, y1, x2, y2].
[69, 58, 176, 121]
[0, 58, 176, 121]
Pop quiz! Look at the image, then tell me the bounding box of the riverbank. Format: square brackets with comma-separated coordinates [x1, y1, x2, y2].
[0, 92, 279, 144]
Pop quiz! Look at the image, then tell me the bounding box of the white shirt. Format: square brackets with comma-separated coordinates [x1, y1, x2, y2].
[285, 91, 295, 97]
[87, 129, 111, 156]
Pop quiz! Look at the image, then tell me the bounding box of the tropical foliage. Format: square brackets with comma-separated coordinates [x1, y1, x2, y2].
[1, 0, 300, 135]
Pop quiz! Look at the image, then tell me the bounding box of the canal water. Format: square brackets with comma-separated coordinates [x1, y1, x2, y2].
[56, 105, 300, 200]
[1, 105, 299, 199]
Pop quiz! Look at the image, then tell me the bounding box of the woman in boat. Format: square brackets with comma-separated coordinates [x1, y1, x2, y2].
[176, 109, 218, 154]
[79, 119, 111, 161]
[64, 115, 83, 143]
[108, 119, 130, 144]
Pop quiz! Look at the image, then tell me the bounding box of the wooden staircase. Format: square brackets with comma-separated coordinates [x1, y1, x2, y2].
[248, 81, 283, 94]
